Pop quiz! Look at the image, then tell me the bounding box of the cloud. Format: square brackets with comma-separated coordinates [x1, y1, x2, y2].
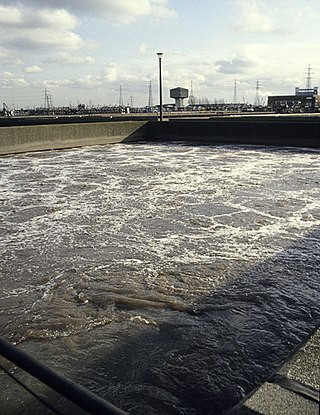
[0, 1, 177, 75]
[0, 5, 78, 30]
[0, 47, 24, 65]
[72, 75, 104, 89]
[0, 71, 29, 88]
[1, 71, 15, 79]
[105, 63, 119, 82]
[31, 8, 78, 30]
[102, 62, 141, 84]
[233, 0, 281, 34]
[24, 65, 42, 73]
[7, 29, 83, 51]
[2, 0, 177, 23]
[215, 58, 253, 74]
[0, 5, 82, 52]
[46, 53, 96, 65]
[139, 43, 148, 55]
[40, 79, 74, 89]
[148, 0, 178, 20]
[82, 0, 178, 24]
[0, 5, 23, 24]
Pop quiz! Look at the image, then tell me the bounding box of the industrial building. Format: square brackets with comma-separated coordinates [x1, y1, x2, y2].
[268, 87, 320, 113]
[170, 87, 189, 109]
[268, 66, 320, 113]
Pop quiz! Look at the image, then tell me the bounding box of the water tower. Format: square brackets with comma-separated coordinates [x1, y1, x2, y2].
[170, 87, 189, 109]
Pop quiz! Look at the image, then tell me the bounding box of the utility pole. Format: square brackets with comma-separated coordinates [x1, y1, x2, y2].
[157, 52, 163, 121]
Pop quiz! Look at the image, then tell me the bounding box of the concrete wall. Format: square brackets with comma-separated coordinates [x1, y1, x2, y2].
[146, 119, 320, 148]
[0, 121, 147, 155]
[1, 117, 319, 155]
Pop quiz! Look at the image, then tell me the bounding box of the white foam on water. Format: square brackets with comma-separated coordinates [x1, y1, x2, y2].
[0, 143, 319, 340]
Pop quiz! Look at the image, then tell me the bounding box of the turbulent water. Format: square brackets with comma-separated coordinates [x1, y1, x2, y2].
[0, 142, 319, 414]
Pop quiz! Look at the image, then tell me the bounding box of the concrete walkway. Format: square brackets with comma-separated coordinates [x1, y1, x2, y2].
[234, 329, 320, 414]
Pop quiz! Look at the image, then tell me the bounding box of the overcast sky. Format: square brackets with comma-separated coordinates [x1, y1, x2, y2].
[1, 0, 320, 108]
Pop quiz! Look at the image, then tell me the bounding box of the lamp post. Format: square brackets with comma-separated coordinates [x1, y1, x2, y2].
[157, 52, 163, 121]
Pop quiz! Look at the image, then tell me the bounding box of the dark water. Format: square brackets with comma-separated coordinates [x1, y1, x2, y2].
[0, 142, 319, 414]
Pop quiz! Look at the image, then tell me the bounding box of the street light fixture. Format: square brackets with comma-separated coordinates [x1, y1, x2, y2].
[157, 52, 163, 121]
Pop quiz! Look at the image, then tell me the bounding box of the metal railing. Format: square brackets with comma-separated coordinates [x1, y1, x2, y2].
[0, 336, 127, 415]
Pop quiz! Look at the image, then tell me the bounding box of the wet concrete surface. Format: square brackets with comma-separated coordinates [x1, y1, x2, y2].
[235, 329, 319, 414]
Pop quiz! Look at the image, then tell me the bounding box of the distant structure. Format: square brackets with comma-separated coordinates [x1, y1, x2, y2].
[170, 87, 189, 109]
[305, 64, 313, 89]
[233, 79, 238, 104]
[2, 103, 14, 116]
[254, 80, 261, 106]
[43, 89, 53, 113]
[148, 81, 153, 109]
[119, 85, 124, 107]
[188, 80, 196, 105]
[295, 64, 318, 97]
[268, 65, 320, 112]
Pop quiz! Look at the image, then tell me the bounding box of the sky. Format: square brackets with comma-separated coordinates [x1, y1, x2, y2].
[1, 0, 320, 109]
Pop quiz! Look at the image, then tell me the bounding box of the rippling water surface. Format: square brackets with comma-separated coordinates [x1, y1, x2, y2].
[0, 142, 319, 414]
